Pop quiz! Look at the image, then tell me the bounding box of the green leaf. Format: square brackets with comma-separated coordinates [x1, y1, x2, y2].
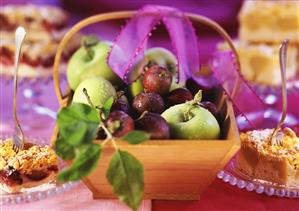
[106, 150, 144, 211]
[58, 144, 101, 182]
[102, 97, 114, 118]
[57, 103, 100, 146]
[122, 130, 150, 145]
[55, 135, 75, 160]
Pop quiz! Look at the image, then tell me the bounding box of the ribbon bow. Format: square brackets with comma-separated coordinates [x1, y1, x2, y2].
[108, 5, 199, 84]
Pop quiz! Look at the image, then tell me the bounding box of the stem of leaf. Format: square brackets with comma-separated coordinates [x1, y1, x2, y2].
[101, 139, 109, 148]
[101, 123, 113, 139]
[100, 123, 119, 151]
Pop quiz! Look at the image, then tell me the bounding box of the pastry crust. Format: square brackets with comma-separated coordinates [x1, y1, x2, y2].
[0, 171, 56, 193]
[237, 128, 299, 187]
[0, 140, 58, 193]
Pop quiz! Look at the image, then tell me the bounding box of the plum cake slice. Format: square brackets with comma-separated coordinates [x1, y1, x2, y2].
[237, 128, 299, 187]
[0, 140, 58, 193]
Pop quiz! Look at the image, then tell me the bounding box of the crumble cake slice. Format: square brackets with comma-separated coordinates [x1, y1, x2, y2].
[0, 140, 58, 193]
[237, 128, 299, 187]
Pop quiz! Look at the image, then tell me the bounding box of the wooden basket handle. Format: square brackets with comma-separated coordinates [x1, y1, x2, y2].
[53, 11, 240, 106]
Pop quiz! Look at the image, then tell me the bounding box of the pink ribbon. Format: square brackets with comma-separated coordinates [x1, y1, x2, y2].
[211, 51, 268, 129]
[108, 5, 281, 130]
[108, 5, 199, 84]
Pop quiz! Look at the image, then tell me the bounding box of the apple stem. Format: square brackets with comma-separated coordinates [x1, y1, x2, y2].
[117, 91, 125, 98]
[192, 90, 202, 105]
[137, 111, 149, 120]
[144, 60, 156, 71]
[83, 88, 96, 108]
[182, 104, 193, 122]
[182, 90, 202, 122]
[81, 35, 98, 61]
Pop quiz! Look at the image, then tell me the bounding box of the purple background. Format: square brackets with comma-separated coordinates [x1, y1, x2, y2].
[1, 1, 299, 211]
[0, 0, 243, 135]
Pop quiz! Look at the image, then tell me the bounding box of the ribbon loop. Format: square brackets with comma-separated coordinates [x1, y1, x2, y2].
[108, 5, 199, 84]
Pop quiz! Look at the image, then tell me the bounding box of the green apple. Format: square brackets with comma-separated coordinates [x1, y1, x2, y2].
[73, 77, 117, 107]
[129, 79, 143, 97]
[129, 47, 185, 97]
[67, 38, 122, 90]
[161, 103, 220, 139]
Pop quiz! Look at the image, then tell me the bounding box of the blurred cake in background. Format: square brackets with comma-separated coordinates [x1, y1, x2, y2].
[218, 0, 299, 86]
[218, 41, 298, 86]
[239, 1, 299, 44]
[0, 4, 80, 78]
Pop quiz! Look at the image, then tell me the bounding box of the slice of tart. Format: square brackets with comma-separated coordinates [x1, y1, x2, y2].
[0, 4, 80, 78]
[239, 1, 299, 44]
[0, 4, 68, 42]
[217, 41, 298, 86]
[0, 35, 79, 78]
[237, 128, 299, 187]
[0, 140, 58, 193]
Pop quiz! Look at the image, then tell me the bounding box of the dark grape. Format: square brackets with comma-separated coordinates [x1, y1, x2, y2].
[166, 88, 193, 107]
[143, 65, 172, 95]
[111, 95, 130, 114]
[105, 110, 134, 137]
[135, 112, 170, 139]
[132, 92, 165, 114]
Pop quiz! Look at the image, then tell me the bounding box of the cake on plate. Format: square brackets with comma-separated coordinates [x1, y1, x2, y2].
[0, 140, 58, 193]
[237, 127, 299, 187]
[218, 41, 298, 86]
[0, 4, 80, 78]
[0, 4, 68, 42]
[239, 1, 299, 44]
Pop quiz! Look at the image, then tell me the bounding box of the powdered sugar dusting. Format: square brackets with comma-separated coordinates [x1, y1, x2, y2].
[242, 128, 299, 169]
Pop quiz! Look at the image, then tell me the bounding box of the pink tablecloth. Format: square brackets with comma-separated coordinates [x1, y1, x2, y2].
[2, 183, 151, 211]
[153, 180, 299, 211]
[2, 179, 298, 211]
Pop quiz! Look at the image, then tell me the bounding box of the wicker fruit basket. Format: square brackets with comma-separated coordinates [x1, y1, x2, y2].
[51, 11, 240, 200]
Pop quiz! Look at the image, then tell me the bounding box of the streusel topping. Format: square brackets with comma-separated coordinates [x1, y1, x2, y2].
[240, 128, 299, 169]
[0, 140, 58, 174]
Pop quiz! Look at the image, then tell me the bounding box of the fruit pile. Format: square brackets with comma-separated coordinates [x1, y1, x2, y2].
[67, 36, 221, 140]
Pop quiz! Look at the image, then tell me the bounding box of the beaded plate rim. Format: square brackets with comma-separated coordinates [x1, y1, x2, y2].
[218, 156, 299, 199]
[0, 134, 79, 205]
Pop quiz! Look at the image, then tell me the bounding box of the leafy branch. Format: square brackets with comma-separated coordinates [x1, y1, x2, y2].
[55, 94, 149, 211]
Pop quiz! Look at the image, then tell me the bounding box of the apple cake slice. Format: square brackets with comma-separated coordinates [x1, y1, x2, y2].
[237, 128, 299, 187]
[0, 4, 80, 78]
[239, 1, 299, 44]
[0, 140, 58, 193]
[217, 41, 298, 86]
